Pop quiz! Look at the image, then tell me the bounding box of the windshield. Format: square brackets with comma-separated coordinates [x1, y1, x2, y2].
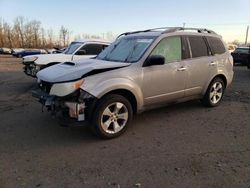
[97, 36, 155, 63]
[64, 42, 83, 54]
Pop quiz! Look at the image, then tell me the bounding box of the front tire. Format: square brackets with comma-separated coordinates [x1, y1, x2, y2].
[202, 77, 225, 107]
[91, 94, 133, 139]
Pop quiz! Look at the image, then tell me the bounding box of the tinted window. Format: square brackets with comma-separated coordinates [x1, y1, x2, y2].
[188, 36, 209, 58]
[151, 36, 182, 63]
[206, 37, 226, 55]
[234, 48, 250, 54]
[80, 44, 105, 55]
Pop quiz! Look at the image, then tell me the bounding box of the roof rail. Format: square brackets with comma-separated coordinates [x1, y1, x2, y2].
[117, 27, 217, 38]
[162, 27, 217, 34]
[117, 27, 175, 38]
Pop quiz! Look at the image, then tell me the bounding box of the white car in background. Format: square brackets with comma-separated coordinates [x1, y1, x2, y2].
[23, 40, 110, 77]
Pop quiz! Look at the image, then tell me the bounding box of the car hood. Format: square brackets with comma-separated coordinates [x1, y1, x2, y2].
[37, 59, 131, 83]
[24, 54, 73, 65]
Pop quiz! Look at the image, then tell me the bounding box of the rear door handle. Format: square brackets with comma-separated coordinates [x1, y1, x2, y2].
[177, 67, 187, 71]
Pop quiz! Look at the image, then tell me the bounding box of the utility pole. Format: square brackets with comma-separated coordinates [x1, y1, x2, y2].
[245, 25, 249, 45]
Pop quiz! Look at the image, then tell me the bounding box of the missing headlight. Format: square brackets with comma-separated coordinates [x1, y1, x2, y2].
[79, 89, 95, 102]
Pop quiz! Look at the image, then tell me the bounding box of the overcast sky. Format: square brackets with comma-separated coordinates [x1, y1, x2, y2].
[0, 0, 250, 42]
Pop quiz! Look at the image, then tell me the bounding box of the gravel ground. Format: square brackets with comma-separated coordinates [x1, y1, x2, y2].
[0, 55, 250, 188]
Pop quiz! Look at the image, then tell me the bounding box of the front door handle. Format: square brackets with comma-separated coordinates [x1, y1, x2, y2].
[210, 61, 217, 66]
[177, 67, 187, 71]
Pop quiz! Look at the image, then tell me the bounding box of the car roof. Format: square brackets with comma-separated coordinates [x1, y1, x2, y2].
[118, 27, 219, 39]
[73, 39, 111, 44]
[237, 46, 250, 49]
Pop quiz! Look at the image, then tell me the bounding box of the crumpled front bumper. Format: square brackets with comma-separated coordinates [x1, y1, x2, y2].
[32, 89, 87, 126]
[23, 61, 39, 77]
[32, 89, 56, 109]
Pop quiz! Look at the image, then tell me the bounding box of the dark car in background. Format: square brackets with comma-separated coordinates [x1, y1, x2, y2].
[231, 46, 250, 68]
[12, 49, 47, 58]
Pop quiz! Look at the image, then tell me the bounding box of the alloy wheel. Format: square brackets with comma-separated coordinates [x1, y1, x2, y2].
[101, 102, 128, 134]
[209, 82, 223, 104]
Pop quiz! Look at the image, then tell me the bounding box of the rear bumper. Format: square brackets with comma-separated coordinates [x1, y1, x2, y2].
[32, 89, 87, 126]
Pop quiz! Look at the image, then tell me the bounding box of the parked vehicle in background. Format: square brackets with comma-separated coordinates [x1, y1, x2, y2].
[23, 40, 110, 77]
[54, 47, 66, 53]
[231, 46, 250, 68]
[0, 47, 12, 54]
[12, 49, 47, 58]
[46, 48, 64, 54]
[11, 48, 24, 54]
[32, 27, 234, 138]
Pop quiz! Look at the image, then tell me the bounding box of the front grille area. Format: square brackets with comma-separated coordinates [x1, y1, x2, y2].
[39, 81, 53, 93]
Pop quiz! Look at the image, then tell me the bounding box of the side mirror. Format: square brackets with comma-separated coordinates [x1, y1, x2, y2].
[143, 55, 165, 67]
[75, 49, 86, 55]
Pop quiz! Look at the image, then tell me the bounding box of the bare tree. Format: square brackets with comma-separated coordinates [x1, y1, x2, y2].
[30, 20, 41, 48]
[40, 28, 46, 48]
[0, 19, 4, 47]
[13, 16, 25, 47]
[59, 26, 69, 47]
[47, 29, 54, 48]
[3, 22, 12, 48]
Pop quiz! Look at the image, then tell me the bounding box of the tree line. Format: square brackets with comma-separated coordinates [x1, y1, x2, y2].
[0, 17, 116, 49]
[0, 17, 69, 49]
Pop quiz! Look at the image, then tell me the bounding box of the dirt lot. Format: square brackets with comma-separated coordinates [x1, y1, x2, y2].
[0, 55, 250, 188]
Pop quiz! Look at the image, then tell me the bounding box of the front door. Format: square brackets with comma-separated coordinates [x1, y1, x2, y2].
[142, 36, 187, 106]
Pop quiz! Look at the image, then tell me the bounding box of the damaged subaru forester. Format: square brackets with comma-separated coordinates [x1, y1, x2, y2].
[32, 27, 234, 138]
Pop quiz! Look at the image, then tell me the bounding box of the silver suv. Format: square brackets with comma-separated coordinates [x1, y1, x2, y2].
[33, 27, 234, 138]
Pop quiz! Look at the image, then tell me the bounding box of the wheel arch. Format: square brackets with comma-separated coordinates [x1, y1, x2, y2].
[101, 89, 138, 114]
[203, 74, 228, 95]
[82, 78, 144, 113]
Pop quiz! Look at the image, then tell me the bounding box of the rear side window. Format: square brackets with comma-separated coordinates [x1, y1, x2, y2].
[188, 36, 209, 58]
[151, 36, 182, 63]
[206, 37, 226, 55]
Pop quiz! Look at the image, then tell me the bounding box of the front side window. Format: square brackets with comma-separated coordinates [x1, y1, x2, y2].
[150, 36, 182, 63]
[64, 42, 83, 54]
[188, 36, 209, 58]
[97, 36, 155, 63]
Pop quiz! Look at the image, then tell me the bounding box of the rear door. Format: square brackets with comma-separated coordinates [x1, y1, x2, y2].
[184, 35, 214, 96]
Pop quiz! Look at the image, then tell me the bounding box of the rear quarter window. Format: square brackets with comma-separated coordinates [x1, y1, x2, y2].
[206, 37, 226, 55]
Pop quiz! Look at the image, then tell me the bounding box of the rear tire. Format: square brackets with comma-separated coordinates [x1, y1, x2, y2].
[202, 77, 225, 107]
[91, 94, 133, 139]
